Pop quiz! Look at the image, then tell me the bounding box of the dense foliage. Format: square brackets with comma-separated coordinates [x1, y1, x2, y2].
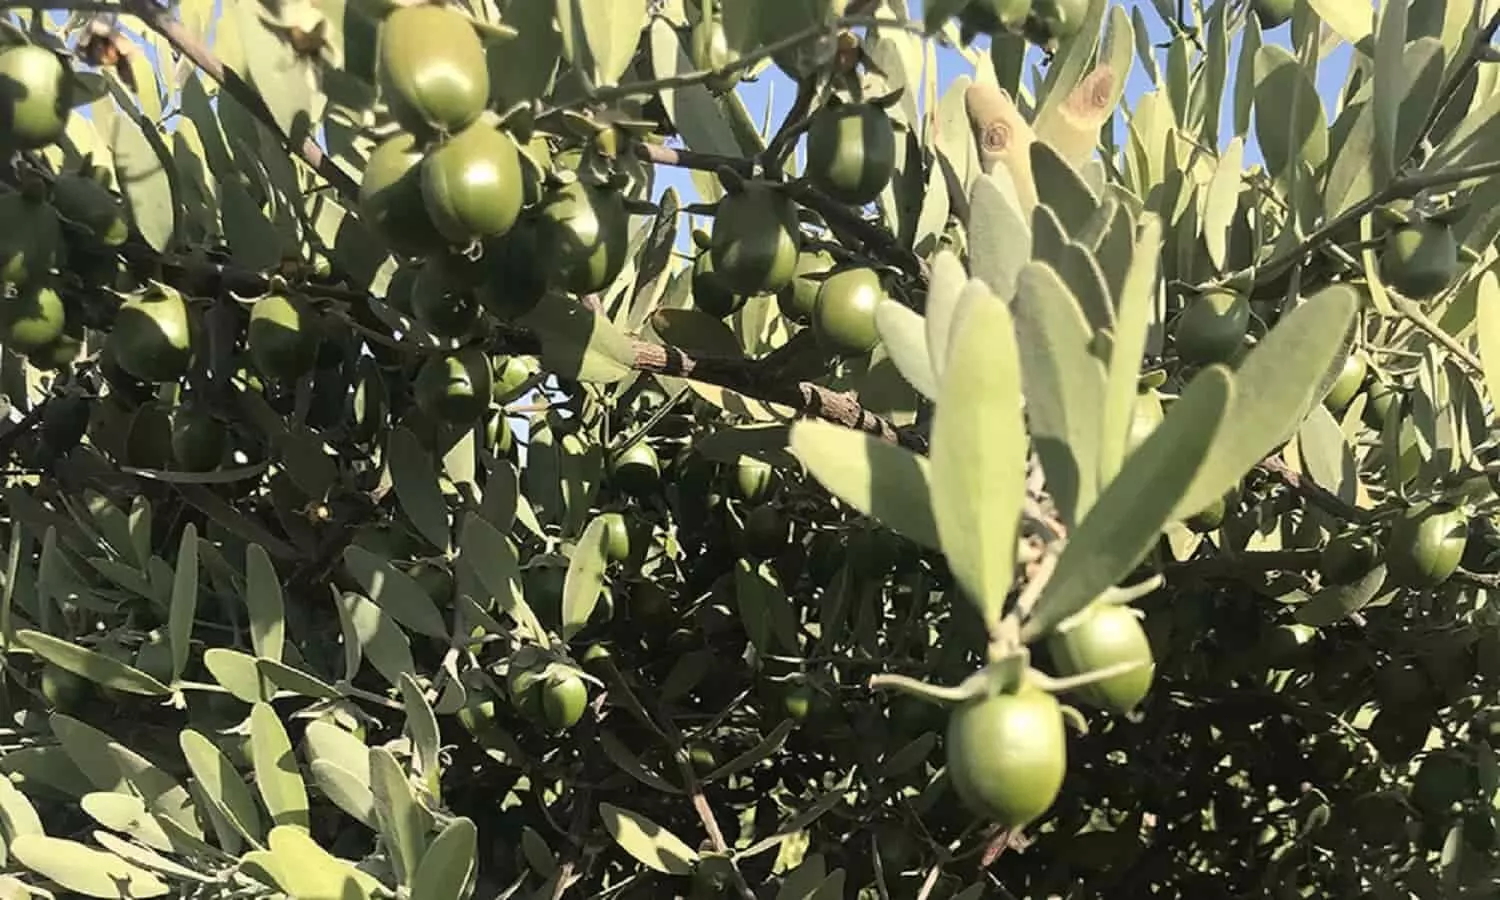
[0, 0, 1496, 898]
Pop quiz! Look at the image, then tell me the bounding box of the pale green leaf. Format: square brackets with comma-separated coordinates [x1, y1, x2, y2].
[343, 545, 449, 639]
[10, 835, 168, 899]
[412, 816, 478, 900]
[243, 544, 285, 663]
[788, 421, 940, 551]
[388, 427, 451, 552]
[179, 729, 265, 847]
[17, 631, 170, 696]
[167, 524, 197, 683]
[250, 702, 311, 831]
[599, 802, 699, 876]
[562, 517, 611, 641]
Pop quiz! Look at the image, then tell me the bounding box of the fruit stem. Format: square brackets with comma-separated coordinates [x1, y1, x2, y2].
[867, 670, 989, 705]
[1029, 660, 1149, 695]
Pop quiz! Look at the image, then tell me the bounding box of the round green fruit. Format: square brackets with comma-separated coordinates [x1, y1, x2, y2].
[777, 249, 835, 323]
[1174, 289, 1249, 366]
[0, 193, 60, 287]
[477, 222, 550, 319]
[506, 665, 546, 721]
[40, 392, 90, 453]
[733, 455, 774, 504]
[51, 173, 128, 247]
[1386, 503, 1468, 588]
[1252, 0, 1295, 28]
[0, 283, 65, 352]
[537, 181, 630, 296]
[410, 259, 481, 339]
[600, 512, 631, 563]
[377, 5, 489, 137]
[248, 294, 320, 380]
[813, 267, 884, 357]
[959, 0, 1034, 34]
[691, 249, 745, 319]
[710, 184, 801, 295]
[1381, 219, 1459, 301]
[360, 132, 446, 256]
[39, 663, 88, 710]
[804, 103, 898, 206]
[610, 441, 661, 497]
[421, 123, 525, 245]
[1320, 532, 1381, 585]
[1323, 350, 1369, 414]
[0, 45, 72, 150]
[781, 682, 821, 722]
[541, 673, 588, 730]
[741, 504, 788, 560]
[1046, 603, 1155, 714]
[109, 285, 193, 383]
[414, 347, 493, 424]
[1364, 379, 1401, 432]
[1023, 0, 1090, 48]
[945, 686, 1068, 827]
[170, 407, 226, 472]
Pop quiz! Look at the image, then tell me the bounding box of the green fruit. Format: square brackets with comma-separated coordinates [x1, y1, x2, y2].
[360, 132, 446, 256]
[414, 347, 493, 424]
[781, 683, 820, 722]
[691, 250, 745, 319]
[410, 259, 481, 338]
[248, 294, 320, 380]
[733, 456, 774, 503]
[27, 331, 81, 372]
[477, 222, 551, 319]
[957, 0, 1033, 34]
[40, 392, 90, 453]
[610, 441, 660, 497]
[742, 504, 788, 560]
[945, 686, 1067, 827]
[541, 673, 588, 730]
[377, 5, 489, 137]
[1023, 0, 1089, 47]
[491, 354, 533, 402]
[506, 665, 546, 721]
[0, 283, 65, 352]
[1252, 0, 1295, 28]
[39, 663, 88, 710]
[1174, 289, 1249, 366]
[1046, 603, 1155, 714]
[1323, 351, 1368, 413]
[1386, 503, 1468, 588]
[813, 267, 884, 356]
[710, 184, 801, 295]
[51, 173, 128, 247]
[485, 405, 515, 457]
[804, 103, 898, 206]
[777, 249, 835, 323]
[1364, 379, 1400, 432]
[538, 181, 630, 296]
[170, 407, 226, 472]
[0, 45, 72, 150]
[600, 512, 631, 563]
[1410, 753, 1475, 818]
[421, 123, 525, 244]
[110, 286, 193, 383]
[1381, 219, 1459, 300]
[1320, 532, 1381, 585]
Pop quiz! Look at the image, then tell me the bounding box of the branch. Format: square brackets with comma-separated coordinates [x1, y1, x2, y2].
[124, 0, 361, 203]
[1256, 456, 1374, 525]
[634, 143, 929, 280]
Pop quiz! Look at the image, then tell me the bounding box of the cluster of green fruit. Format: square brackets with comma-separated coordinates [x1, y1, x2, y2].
[504, 647, 590, 733]
[948, 0, 1089, 49]
[945, 602, 1155, 828]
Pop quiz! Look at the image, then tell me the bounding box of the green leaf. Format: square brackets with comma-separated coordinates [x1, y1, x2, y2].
[50, 714, 127, 793]
[179, 728, 266, 847]
[1024, 366, 1232, 642]
[1372, 0, 1407, 181]
[928, 282, 1027, 630]
[265, 826, 379, 900]
[517, 293, 637, 384]
[1294, 564, 1389, 626]
[332, 590, 417, 689]
[556, 0, 649, 87]
[16, 630, 170, 696]
[1253, 45, 1329, 182]
[647, 19, 741, 157]
[788, 421, 940, 551]
[342, 545, 449, 639]
[231, 0, 322, 140]
[1201, 140, 1242, 272]
[733, 558, 800, 654]
[488, 0, 561, 108]
[1307, 0, 1372, 46]
[243, 544, 285, 663]
[412, 816, 477, 900]
[561, 517, 610, 642]
[167, 524, 198, 683]
[599, 802, 699, 876]
[204, 647, 272, 703]
[1012, 263, 1106, 526]
[10, 835, 169, 899]
[102, 741, 200, 840]
[1099, 216, 1162, 485]
[1475, 270, 1500, 410]
[105, 86, 177, 253]
[649, 308, 744, 359]
[309, 761, 378, 831]
[370, 747, 432, 887]
[600, 730, 683, 794]
[250, 702, 311, 832]
[0, 747, 92, 800]
[1297, 405, 1359, 504]
[0, 777, 43, 838]
[257, 658, 342, 700]
[398, 673, 442, 792]
[302, 720, 373, 783]
[874, 299, 939, 401]
[458, 514, 546, 639]
[388, 427, 451, 553]
[1172, 285, 1360, 519]
[967, 173, 1032, 302]
[704, 719, 797, 783]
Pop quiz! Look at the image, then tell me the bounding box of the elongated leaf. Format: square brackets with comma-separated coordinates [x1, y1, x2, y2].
[204, 647, 272, 703]
[1172, 285, 1360, 519]
[310, 760, 378, 830]
[244, 544, 285, 662]
[517, 292, 636, 384]
[555, 0, 648, 87]
[1295, 565, 1389, 626]
[562, 517, 610, 641]
[458, 514, 546, 639]
[17, 631, 170, 696]
[1475, 270, 1500, 409]
[167, 524, 197, 683]
[10, 835, 169, 898]
[398, 673, 442, 790]
[107, 89, 177, 253]
[333, 590, 417, 689]
[250, 702, 310, 831]
[179, 729, 265, 846]
[788, 422, 939, 551]
[967, 173, 1032, 301]
[0, 778, 43, 838]
[412, 817, 478, 900]
[389, 427, 451, 553]
[874, 300, 939, 401]
[257, 658, 342, 700]
[928, 282, 1027, 629]
[599, 803, 699, 875]
[265, 826, 379, 900]
[1025, 366, 1233, 641]
[343, 546, 449, 639]
[1099, 216, 1162, 484]
[370, 747, 432, 887]
[50, 714, 127, 793]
